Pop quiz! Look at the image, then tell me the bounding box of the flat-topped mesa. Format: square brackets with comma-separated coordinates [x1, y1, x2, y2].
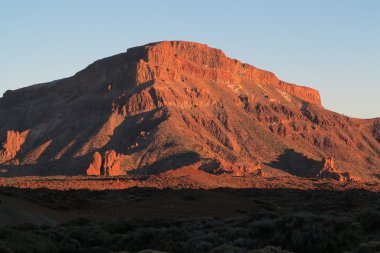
[126, 41, 322, 105]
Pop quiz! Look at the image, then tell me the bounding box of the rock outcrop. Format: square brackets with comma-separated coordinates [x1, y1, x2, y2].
[317, 157, 361, 182]
[275, 81, 321, 105]
[0, 130, 29, 163]
[86, 152, 102, 176]
[86, 150, 123, 176]
[199, 158, 263, 177]
[317, 157, 340, 180]
[103, 150, 122, 176]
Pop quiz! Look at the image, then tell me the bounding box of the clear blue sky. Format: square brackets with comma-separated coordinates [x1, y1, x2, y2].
[1, 0, 379, 118]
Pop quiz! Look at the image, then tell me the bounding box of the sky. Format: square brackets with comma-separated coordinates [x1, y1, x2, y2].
[0, 0, 379, 118]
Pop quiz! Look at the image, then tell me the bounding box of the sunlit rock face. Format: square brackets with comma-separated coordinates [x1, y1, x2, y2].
[86, 152, 102, 176]
[0, 130, 29, 163]
[0, 41, 378, 181]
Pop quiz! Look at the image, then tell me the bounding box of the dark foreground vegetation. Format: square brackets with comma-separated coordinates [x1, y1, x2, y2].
[1, 210, 380, 253]
[0, 188, 380, 253]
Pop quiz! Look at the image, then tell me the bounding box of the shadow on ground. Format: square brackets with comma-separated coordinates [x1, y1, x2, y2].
[265, 149, 321, 177]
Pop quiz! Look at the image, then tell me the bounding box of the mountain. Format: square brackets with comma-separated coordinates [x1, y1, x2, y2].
[0, 41, 379, 181]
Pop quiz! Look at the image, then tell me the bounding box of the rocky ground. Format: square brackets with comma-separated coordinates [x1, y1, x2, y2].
[0, 184, 380, 253]
[0, 167, 379, 191]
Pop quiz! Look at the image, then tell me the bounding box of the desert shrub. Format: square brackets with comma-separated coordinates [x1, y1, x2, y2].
[62, 217, 90, 226]
[192, 240, 213, 252]
[109, 225, 187, 252]
[184, 232, 224, 253]
[0, 229, 11, 241]
[39, 228, 77, 246]
[0, 210, 377, 253]
[358, 210, 380, 232]
[116, 227, 163, 252]
[10, 223, 39, 232]
[0, 245, 12, 253]
[151, 226, 187, 252]
[180, 219, 203, 232]
[103, 220, 138, 234]
[224, 227, 248, 241]
[137, 250, 168, 253]
[105, 233, 125, 251]
[249, 211, 279, 221]
[232, 237, 254, 249]
[248, 245, 293, 253]
[66, 226, 93, 244]
[248, 212, 358, 253]
[350, 241, 380, 253]
[249, 218, 276, 237]
[85, 229, 111, 248]
[0, 230, 59, 253]
[287, 222, 330, 252]
[137, 218, 176, 229]
[210, 245, 245, 253]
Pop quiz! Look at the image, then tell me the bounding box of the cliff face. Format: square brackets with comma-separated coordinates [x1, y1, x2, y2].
[0, 41, 378, 180]
[128, 41, 321, 105]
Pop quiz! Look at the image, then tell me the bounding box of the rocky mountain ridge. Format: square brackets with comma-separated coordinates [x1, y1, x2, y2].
[0, 41, 378, 182]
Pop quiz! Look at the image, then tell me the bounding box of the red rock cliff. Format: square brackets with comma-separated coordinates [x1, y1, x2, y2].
[3, 40, 377, 179]
[126, 41, 321, 105]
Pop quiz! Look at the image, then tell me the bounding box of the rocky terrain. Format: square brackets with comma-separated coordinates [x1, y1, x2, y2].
[0, 41, 379, 184]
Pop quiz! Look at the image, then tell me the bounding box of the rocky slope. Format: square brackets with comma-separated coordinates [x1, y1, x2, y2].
[0, 41, 379, 181]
